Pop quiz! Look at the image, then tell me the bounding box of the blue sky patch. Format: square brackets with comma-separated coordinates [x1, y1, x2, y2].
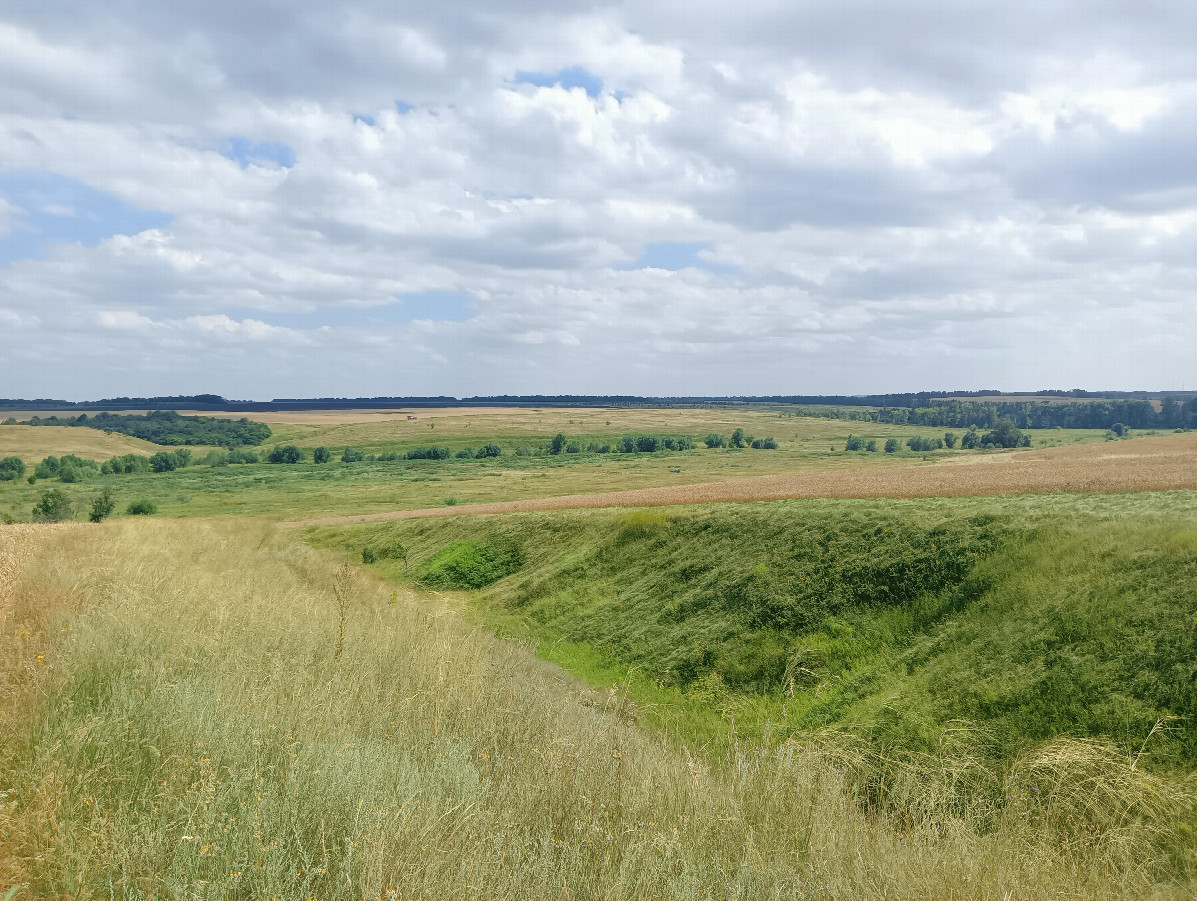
[0, 171, 172, 266]
[353, 113, 376, 126]
[515, 66, 602, 98]
[396, 291, 473, 322]
[222, 137, 295, 169]
[395, 100, 413, 114]
[625, 242, 739, 276]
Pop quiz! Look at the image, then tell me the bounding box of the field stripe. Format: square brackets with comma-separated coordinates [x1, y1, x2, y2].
[282, 433, 1197, 527]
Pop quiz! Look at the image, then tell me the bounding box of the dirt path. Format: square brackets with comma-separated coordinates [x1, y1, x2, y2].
[283, 433, 1197, 527]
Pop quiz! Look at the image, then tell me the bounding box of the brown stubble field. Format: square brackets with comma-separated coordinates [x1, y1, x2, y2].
[287, 431, 1197, 525]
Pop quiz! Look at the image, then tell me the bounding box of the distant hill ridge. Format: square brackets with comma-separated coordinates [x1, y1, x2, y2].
[2, 389, 1195, 413]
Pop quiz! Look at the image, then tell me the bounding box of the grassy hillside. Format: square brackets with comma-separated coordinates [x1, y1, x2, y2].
[310, 492, 1197, 770]
[3, 519, 1193, 897]
[0, 424, 175, 460]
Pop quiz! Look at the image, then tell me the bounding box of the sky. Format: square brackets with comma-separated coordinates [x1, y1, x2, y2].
[1, 2, 1195, 401]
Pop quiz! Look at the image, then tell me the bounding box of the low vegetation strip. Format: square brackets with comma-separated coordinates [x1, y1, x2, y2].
[286, 432, 1197, 526]
[11, 410, 271, 446]
[2, 519, 1193, 897]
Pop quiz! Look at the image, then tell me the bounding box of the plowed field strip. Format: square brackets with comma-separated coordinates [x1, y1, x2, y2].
[283, 433, 1197, 527]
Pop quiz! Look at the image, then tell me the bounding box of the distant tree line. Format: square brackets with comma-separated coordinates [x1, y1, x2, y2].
[13, 410, 271, 446]
[845, 421, 1033, 454]
[795, 398, 1197, 431]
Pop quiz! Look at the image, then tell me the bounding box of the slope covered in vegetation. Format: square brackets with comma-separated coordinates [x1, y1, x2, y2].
[315, 493, 1197, 770]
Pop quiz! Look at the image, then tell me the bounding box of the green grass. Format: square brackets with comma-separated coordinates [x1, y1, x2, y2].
[2, 405, 1134, 523]
[5, 519, 1194, 898]
[309, 491, 1197, 770]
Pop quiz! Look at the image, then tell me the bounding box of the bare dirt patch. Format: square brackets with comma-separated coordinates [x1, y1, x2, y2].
[285, 433, 1197, 526]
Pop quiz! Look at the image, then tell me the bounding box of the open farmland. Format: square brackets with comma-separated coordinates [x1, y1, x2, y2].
[289, 431, 1197, 525]
[0, 406, 1146, 523]
[0, 424, 175, 461]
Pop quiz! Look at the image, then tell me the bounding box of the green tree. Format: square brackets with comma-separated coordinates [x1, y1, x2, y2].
[35, 456, 60, 479]
[550, 433, 567, 455]
[313, 446, 331, 463]
[32, 488, 74, 522]
[844, 435, 865, 451]
[865, 439, 877, 452]
[341, 447, 365, 463]
[944, 432, 958, 449]
[884, 438, 900, 453]
[0, 456, 25, 481]
[731, 428, 746, 448]
[89, 489, 116, 523]
[267, 445, 304, 464]
[476, 444, 502, 458]
[980, 420, 1029, 448]
[704, 433, 727, 448]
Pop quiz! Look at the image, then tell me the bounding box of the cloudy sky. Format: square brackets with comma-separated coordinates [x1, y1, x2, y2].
[2, 2, 1195, 400]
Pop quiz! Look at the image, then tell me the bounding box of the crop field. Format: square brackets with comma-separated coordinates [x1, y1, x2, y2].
[0, 424, 173, 461]
[292, 431, 1197, 525]
[3, 406, 1197, 898]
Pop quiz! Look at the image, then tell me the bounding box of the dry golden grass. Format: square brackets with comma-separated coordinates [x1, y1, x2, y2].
[0, 523, 85, 892]
[2, 519, 1192, 898]
[289, 432, 1197, 526]
[0, 425, 166, 461]
[184, 405, 919, 449]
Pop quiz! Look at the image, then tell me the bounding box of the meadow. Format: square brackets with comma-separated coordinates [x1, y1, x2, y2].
[0, 406, 1141, 523]
[3, 519, 1194, 899]
[2, 406, 1196, 898]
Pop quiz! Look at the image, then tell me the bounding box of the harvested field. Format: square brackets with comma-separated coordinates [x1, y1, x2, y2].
[287, 432, 1197, 526]
[0, 424, 169, 461]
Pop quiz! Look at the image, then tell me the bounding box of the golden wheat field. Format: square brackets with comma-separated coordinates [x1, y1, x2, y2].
[0, 425, 171, 461]
[289, 430, 1197, 525]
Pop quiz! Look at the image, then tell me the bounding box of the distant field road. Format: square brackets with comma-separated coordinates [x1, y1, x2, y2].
[285, 433, 1197, 527]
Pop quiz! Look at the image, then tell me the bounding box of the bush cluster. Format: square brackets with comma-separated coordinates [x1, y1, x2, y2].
[36, 454, 101, 482]
[405, 446, 452, 461]
[843, 436, 877, 452]
[0, 456, 26, 481]
[32, 488, 74, 522]
[906, 436, 944, 452]
[151, 449, 192, 472]
[267, 445, 304, 464]
[20, 410, 271, 446]
[706, 429, 778, 450]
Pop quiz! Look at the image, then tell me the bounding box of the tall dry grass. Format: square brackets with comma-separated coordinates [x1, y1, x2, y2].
[1, 519, 1193, 899]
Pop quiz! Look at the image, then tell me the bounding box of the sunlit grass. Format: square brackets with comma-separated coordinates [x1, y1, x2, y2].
[3, 518, 1193, 898]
